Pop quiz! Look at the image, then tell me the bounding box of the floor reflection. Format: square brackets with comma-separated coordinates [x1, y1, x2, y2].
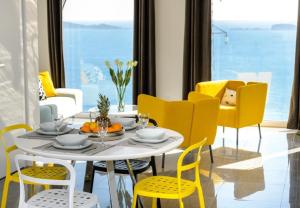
[1, 127, 300, 208]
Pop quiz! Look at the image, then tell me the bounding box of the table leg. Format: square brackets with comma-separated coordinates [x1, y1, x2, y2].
[107, 161, 120, 208]
[83, 161, 94, 192]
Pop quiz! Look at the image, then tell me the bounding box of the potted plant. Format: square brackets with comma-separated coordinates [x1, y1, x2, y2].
[105, 59, 138, 112]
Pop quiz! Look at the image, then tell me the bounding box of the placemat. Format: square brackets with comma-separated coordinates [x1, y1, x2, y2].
[119, 136, 180, 149]
[33, 142, 114, 155]
[18, 129, 80, 140]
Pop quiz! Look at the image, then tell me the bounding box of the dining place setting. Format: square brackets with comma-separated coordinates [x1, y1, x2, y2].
[17, 112, 181, 156]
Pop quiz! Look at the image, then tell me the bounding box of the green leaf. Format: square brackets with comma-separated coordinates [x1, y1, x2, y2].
[124, 69, 132, 86]
[117, 69, 123, 86]
[109, 68, 118, 85]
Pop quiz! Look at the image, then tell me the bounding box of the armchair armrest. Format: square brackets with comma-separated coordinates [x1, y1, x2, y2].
[188, 91, 216, 102]
[236, 83, 268, 127]
[195, 80, 228, 98]
[55, 88, 83, 113]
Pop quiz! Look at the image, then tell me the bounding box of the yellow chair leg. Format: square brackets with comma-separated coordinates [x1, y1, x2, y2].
[131, 192, 138, 208]
[179, 199, 184, 208]
[1, 179, 10, 208]
[151, 198, 157, 208]
[197, 185, 205, 208]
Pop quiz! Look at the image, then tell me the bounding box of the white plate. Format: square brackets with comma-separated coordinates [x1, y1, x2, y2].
[52, 140, 93, 150]
[36, 127, 74, 136]
[124, 123, 138, 131]
[131, 136, 168, 144]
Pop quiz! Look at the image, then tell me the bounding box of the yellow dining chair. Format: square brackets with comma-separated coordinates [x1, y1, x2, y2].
[131, 139, 207, 208]
[138, 94, 219, 164]
[195, 80, 268, 147]
[0, 124, 67, 208]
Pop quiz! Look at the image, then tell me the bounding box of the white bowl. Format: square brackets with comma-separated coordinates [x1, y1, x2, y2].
[40, 121, 67, 132]
[111, 117, 136, 127]
[136, 128, 165, 140]
[56, 134, 88, 146]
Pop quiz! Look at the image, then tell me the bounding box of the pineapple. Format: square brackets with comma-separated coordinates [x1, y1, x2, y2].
[95, 94, 111, 126]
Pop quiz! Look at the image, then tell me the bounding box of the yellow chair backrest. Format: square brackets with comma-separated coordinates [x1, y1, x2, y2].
[188, 92, 219, 146]
[138, 94, 194, 147]
[176, 139, 207, 197]
[237, 82, 268, 127]
[0, 124, 32, 176]
[137, 94, 166, 126]
[138, 94, 219, 147]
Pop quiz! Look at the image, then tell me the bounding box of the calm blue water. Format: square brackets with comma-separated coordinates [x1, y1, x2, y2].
[63, 21, 134, 111]
[64, 21, 296, 121]
[213, 21, 296, 121]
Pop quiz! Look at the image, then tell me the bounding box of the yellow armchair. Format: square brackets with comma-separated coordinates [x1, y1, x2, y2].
[195, 80, 268, 147]
[137, 93, 219, 163]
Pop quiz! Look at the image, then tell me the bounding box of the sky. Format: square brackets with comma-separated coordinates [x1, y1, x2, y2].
[213, 0, 298, 22]
[63, 0, 133, 22]
[63, 0, 298, 23]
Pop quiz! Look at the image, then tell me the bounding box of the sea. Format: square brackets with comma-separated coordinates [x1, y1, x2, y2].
[64, 21, 297, 121]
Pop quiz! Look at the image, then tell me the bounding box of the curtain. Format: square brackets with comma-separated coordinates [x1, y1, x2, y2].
[182, 0, 211, 99]
[47, 0, 65, 88]
[133, 0, 156, 104]
[287, 2, 300, 129]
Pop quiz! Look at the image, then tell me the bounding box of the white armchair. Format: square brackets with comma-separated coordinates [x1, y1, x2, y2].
[40, 88, 83, 123]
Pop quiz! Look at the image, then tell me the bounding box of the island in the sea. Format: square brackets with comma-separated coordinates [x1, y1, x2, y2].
[64, 22, 122, 30]
[271, 24, 296, 30]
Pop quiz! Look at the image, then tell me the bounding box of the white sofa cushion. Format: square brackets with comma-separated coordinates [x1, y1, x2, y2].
[40, 96, 77, 119]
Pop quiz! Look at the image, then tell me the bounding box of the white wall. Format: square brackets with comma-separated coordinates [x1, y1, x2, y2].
[155, 0, 185, 100]
[38, 0, 50, 71]
[0, 0, 39, 178]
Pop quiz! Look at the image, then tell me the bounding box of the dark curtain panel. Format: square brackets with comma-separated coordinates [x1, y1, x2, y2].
[133, 0, 156, 104]
[287, 2, 300, 129]
[182, 0, 211, 99]
[47, 0, 65, 88]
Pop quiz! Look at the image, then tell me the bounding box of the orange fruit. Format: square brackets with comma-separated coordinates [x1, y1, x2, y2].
[108, 123, 122, 133]
[83, 122, 91, 127]
[80, 126, 90, 133]
[90, 122, 97, 131]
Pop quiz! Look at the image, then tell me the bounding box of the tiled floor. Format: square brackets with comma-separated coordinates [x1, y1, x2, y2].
[1, 126, 300, 208]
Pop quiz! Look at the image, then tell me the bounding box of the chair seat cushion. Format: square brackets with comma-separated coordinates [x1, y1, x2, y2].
[11, 166, 67, 183]
[134, 176, 196, 199]
[218, 105, 237, 127]
[27, 189, 98, 208]
[93, 160, 151, 175]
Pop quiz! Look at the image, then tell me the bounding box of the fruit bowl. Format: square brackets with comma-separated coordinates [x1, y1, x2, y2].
[80, 122, 123, 134]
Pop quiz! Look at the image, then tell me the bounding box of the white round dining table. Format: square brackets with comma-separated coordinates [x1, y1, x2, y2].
[15, 128, 183, 208]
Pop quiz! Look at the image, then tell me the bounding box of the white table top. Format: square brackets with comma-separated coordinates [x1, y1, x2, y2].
[14, 128, 183, 161]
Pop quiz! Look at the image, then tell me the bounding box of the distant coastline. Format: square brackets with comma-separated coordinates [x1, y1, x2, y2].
[64, 22, 123, 29]
[271, 24, 296, 30]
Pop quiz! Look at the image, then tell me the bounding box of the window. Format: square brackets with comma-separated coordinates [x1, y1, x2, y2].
[63, 0, 134, 111]
[212, 0, 298, 121]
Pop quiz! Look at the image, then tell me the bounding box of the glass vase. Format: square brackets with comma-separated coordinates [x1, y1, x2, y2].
[117, 90, 125, 112]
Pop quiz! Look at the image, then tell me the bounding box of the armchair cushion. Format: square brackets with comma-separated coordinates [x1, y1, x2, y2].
[221, 88, 237, 106]
[39, 71, 57, 97]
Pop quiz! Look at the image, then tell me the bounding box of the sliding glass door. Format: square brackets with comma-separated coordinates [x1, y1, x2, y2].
[63, 0, 133, 111]
[212, 0, 298, 121]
